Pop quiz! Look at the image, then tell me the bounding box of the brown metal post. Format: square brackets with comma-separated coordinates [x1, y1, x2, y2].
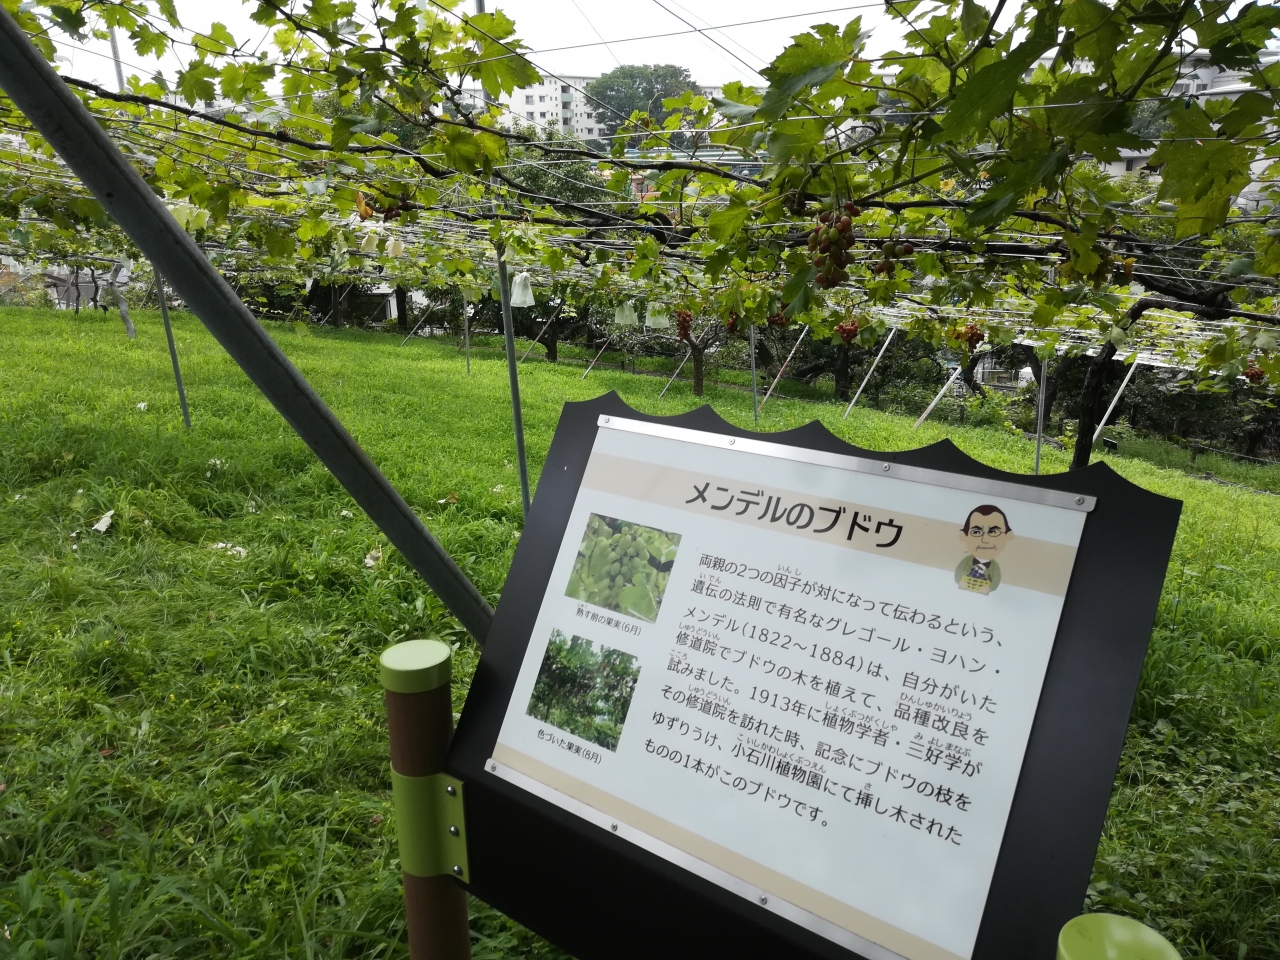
[381, 640, 471, 960]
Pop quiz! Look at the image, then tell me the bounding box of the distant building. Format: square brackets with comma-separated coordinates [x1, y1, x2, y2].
[1078, 48, 1280, 200]
[460, 78, 725, 144]
[504, 75, 601, 140]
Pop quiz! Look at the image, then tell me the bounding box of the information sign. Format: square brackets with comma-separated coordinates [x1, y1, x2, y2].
[450, 396, 1181, 960]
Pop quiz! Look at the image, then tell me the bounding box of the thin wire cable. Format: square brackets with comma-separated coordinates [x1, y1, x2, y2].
[567, 0, 622, 68]
[467, 4, 882, 64]
[663, 0, 769, 69]
[648, 0, 765, 80]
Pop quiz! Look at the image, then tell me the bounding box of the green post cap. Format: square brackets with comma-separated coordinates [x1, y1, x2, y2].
[380, 639, 452, 693]
[1058, 913, 1181, 960]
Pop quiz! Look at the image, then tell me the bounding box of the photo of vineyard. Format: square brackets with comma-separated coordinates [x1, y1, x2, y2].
[526, 630, 640, 752]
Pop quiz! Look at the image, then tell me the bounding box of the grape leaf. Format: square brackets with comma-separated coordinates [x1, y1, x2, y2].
[960, 0, 988, 41]
[175, 62, 219, 105]
[756, 64, 840, 122]
[708, 194, 750, 242]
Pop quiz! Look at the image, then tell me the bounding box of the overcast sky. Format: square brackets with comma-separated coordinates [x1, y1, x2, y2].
[59, 0, 910, 91]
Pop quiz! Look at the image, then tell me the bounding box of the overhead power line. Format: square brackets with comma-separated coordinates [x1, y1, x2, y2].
[467, 3, 882, 65]
[567, 0, 622, 68]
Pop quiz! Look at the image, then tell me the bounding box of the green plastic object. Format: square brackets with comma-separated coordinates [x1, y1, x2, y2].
[1058, 913, 1181, 960]
[391, 769, 469, 881]
[380, 639, 451, 693]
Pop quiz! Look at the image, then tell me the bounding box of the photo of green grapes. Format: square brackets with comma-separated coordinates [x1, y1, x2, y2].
[565, 514, 681, 623]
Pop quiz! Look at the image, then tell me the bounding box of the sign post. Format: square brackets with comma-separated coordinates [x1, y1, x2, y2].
[381, 640, 471, 960]
[446, 396, 1180, 960]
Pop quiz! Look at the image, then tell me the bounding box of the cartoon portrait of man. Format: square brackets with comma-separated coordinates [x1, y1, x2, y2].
[956, 504, 1014, 595]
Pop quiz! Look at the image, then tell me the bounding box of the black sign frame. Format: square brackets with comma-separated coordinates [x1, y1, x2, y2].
[448, 393, 1181, 960]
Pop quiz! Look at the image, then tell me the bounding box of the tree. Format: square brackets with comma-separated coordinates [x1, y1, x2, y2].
[501, 127, 614, 218]
[671, 309, 731, 397]
[584, 65, 697, 142]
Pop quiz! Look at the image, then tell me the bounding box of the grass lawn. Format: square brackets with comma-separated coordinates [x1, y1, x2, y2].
[1110, 434, 1280, 497]
[2, 306, 1279, 959]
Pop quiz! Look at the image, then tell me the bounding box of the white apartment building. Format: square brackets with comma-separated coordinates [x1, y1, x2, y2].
[457, 76, 604, 140]
[505, 75, 603, 140]
[460, 78, 724, 143]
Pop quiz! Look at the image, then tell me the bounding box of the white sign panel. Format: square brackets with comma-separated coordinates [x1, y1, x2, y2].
[492, 417, 1089, 960]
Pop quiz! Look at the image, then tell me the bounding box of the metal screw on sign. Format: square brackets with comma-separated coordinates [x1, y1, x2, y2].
[882, 463, 891, 472]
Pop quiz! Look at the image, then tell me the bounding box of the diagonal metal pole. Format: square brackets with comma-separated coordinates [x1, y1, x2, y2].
[915, 364, 965, 429]
[401, 315, 429, 346]
[582, 338, 612, 379]
[844, 326, 896, 419]
[759, 326, 808, 412]
[153, 265, 191, 429]
[1034, 355, 1049, 475]
[659, 348, 692, 399]
[1093, 360, 1140, 445]
[400, 302, 444, 346]
[749, 324, 759, 424]
[519, 299, 564, 362]
[0, 7, 494, 643]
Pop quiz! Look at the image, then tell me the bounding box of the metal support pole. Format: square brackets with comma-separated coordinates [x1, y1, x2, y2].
[154, 265, 191, 429]
[400, 303, 442, 347]
[844, 327, 896, 419]
[107, 27, 126, 92]
[582, 338, 612, 379]
[519, 300, 563, 362]
[759, 326, 808, 412]
[401, 316, 428, 346]
[380, 641, 471, 960]
[1093, 360, 1140, 445]
[1034, 358, 1048, 476]
[496, 255, 531, 519]
[0, 7, 495, 643]
[463, 311, 471, 374]
[519, 318, 552, 362]
[915, 365, 965, 429]
[659, 348, 692, 399]
[749, 324, 759, 424]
